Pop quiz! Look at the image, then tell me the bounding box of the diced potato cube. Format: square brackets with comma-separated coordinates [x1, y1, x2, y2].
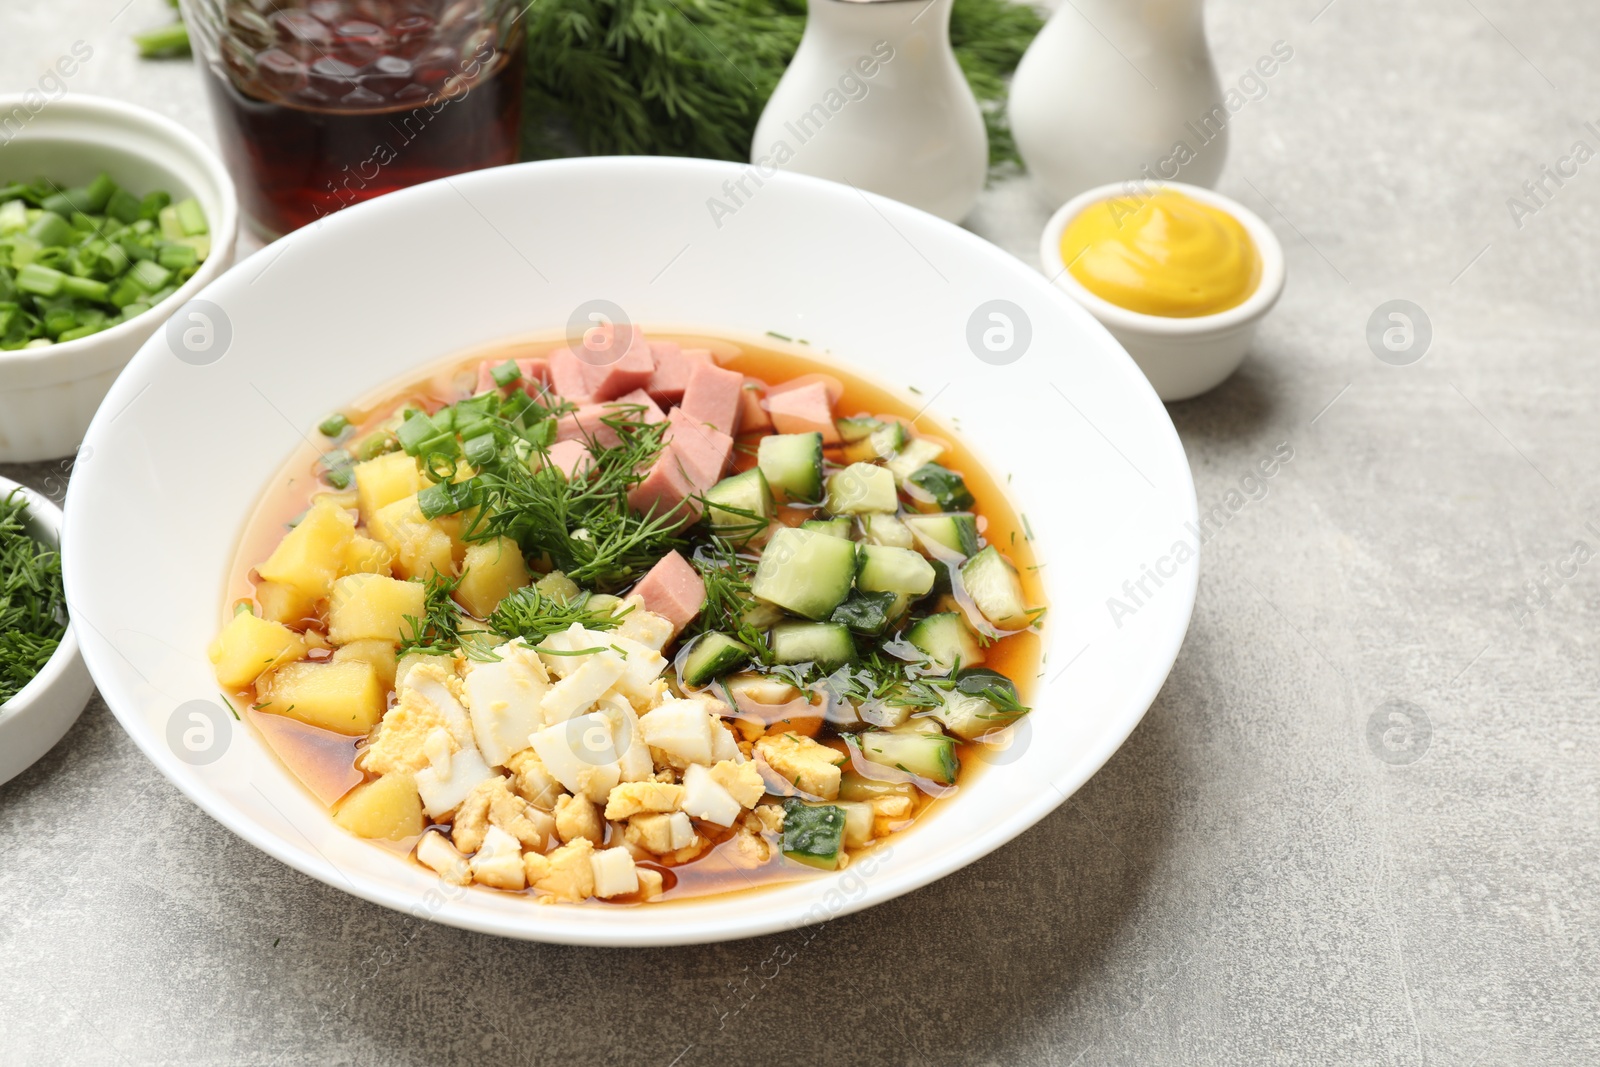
[255, 659, 384, 735]
[454, 536, 530, 618]
[433, 511, 469, 566]
[354, 451, 421, 529]
[333, 772, 424, 840]
[254, 580, 317, 627]
[343, 534, 394, 576]
[331, 638, 399, 690]
[208, 612, 309, 689]
[328, 573, 425, 645]
[256, 499, 356, 600]
[371, 495, 454, 580]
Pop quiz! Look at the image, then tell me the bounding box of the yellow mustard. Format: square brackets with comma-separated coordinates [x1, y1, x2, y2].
[1060, 188, 1261, 317]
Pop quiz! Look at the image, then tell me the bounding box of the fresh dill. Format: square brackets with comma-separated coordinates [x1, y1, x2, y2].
[406, 388, 687, 593]
[0, 491, 66, 704]
[487, 585, 628, 644]
[683, 537, 775, 662]
[397, 571, 466, 658]
[520, 0, 1043, 172]
[458, 401, 686, 590]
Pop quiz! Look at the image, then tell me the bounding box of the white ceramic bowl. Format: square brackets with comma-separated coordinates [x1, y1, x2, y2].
[62, 157, 1198, 945]
[0, 94, 238, 462]
[1039, 180, 1285, 402]
[0, 476, 93, 786]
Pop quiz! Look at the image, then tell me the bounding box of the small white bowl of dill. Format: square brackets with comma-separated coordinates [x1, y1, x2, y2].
[0, 476, 92, 787]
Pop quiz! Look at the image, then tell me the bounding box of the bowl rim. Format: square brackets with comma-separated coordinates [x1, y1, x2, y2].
[0, 92, 239, 374]
[63, 155, 1199, 945]
[1038, 179, 1286, 336]
[0, 476, 82, 720]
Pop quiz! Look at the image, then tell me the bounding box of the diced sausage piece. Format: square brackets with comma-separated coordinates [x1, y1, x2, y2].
[548, 347, 596, 404]
[627, 455, 702, 525]
[474, 360, 499, 395]
[611, 389, 666, 424]
[665, 407, 733, 489]
[544, 439, 593, 479]
[580, 329, 656, 401]
[555, 404, 622, 448]
[737, 380, 772, 434]
[765, 373, 844, 406]
[646, 343, 712, 407]
[681, 361, 744, 437]
[556, 394, 664, 449]
[766, 380, 840, 443]
[630, 551, 706, 635]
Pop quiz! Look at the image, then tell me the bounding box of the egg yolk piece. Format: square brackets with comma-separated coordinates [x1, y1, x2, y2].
[1060, 189, 1262, 318]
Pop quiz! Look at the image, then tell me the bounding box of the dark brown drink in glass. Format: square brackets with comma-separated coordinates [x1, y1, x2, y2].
[184, 0, 524, 237]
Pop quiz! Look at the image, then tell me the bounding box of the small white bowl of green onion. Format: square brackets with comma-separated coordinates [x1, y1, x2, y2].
[0, 476, 93, 786]
[0, 94, 237, 461]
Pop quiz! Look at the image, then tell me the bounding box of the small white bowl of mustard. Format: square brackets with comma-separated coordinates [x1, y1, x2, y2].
[1039, 180, 1285, 402]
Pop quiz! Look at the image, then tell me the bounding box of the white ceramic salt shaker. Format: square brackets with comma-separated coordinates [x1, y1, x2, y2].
[749, 0, 987, 223]
[1008, 0, 1227, 205]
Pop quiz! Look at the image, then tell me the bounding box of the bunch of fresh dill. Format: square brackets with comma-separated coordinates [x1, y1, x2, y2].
[521, 0, 1044, 171]
[0, 491, 66, 705]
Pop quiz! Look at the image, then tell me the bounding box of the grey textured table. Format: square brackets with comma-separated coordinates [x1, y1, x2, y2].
[3, 1, 1596, 1064]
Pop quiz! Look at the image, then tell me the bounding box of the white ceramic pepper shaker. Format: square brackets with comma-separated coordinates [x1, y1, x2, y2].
[749, 0, 987, 223]
[1008, 0, 1227, 205]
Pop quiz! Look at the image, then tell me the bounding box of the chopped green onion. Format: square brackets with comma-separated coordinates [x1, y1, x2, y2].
[318, 449, 354, 489]
[27, 211, 73, 248]
[0, 172, 207, 349]
[463, 432, 498, 468]
[57, 323, 104, 342]
[491, 359, 521, 387]
[417, 479, 475, 519]
[156, 243, 198, 271]
[61, 276, 110, 303]
[174, 197, 208, 236]
[128, 258, 171, 293]
[84, 173, 117, 213]
[318, 413, 352, 438]
[15, 264, 65, 298]
[395, 412, 441, 455]
[105, 187, 142, 224]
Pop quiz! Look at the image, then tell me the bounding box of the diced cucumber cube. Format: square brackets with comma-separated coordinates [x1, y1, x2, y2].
[830, 590, 898, 637]
[886, 437, 944, 483]
[750, 526, 857, 619]
[801, 517, 852, 539]
[781, 798, 846, 870]
[856, 730, 959, 785]
[933, 689, 1022, 741]
[769, 621, 856, 669]
[757, 432, 824, 502]
[682, 632, 751, 686]
[856, 544, 936, 596]
[953, 666, 1021, 706]
[835, 416, 883, 443]
[905, 612, 984, 673]
[703, 468, 775, 543]
[862, 513, 914, 549]
[907, 463, 974, 511]
[960, 546, 1032, 629]
[841, 421, 908, 464]
[838, 772, 917, 804]
[826, 462, 898, 514]
[904, 512, 980, 557]
[835, 800, 874, 847]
